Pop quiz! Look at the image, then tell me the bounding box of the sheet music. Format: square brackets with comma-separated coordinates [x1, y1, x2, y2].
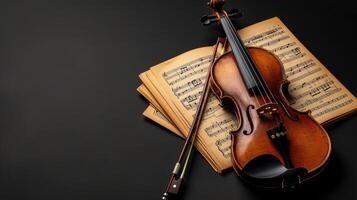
[159, 55, 238, 164]
[140, 46, 237, 171]
[138, 17, 357, 172]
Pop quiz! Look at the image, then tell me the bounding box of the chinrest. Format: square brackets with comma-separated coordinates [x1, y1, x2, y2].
[242, 154, 307, 189]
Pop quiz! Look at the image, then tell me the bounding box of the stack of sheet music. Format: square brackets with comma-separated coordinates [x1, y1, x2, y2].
[137, 17, 357, 173]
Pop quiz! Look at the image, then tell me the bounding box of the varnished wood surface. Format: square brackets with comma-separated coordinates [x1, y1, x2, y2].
[211, 48, 331, 185]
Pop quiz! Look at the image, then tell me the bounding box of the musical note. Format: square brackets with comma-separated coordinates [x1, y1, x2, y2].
[270, 42, 296, 53]
[244, 26, 284, 46]
[204, 118, 238, 137]
[313, 99, 354, 118]
[286, 59, 317, 78]
[309, 95, 348, 112]
[278, 47, 306, 64]
[289, 74, 328, 92]
[180, 92, 202, 110]
[167, 68, 208, 86]
[286, 59, 313, 71]
[172, 76, 206, 97]
[203, 104, 221, 116]
[293, 81, 335, 101]
[258, 35, 290, 48]
[294, 88, 342, 109]
[217, 146, 231, 158]
[163, 55, 211, 77]
[289, 68, 322, 83]
[163, 56, 211, 84]
[215, 135, 231, 147]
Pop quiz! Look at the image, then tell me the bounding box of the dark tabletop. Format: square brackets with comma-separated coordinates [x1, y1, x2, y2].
[0, 0, 356, 200]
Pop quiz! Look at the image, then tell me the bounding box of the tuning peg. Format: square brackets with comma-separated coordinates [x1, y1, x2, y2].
[228, 8, 242, 18]
[201, 9, 242, 26]
[201, 14, 217, 26]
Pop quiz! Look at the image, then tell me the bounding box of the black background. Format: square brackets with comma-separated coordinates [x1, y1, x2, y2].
[0, 0, 356, 200]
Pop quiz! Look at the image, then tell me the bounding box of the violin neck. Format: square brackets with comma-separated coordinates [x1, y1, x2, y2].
[220, 16, 260, 90]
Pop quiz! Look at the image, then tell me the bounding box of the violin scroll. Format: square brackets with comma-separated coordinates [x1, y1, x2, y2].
[207, 0, 225, 12]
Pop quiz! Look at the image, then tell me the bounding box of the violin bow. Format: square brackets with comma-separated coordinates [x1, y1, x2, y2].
[161, 37, 226, 200]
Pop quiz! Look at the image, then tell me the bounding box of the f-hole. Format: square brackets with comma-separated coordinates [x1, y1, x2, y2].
[243, 105, 255, 135]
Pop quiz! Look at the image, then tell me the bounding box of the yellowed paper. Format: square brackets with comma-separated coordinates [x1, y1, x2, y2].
[140, 46, 237, 172]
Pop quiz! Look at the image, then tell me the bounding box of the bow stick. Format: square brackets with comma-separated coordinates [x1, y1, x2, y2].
[161, 37, 225, 200]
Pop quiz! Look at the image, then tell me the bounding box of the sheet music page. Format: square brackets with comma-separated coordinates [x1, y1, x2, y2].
[140, 47, 237, 172]
[239, 17, 357, 124]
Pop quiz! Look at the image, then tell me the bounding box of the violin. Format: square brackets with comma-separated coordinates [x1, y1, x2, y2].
[207, 0, 331, 189]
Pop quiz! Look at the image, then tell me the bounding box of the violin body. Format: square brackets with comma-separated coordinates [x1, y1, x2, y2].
[211, 47, 331, 188]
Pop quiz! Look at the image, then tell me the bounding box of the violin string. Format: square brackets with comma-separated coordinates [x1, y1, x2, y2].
[224, 16, 271, 103]
[221, 18, 263, 105]
[222, 16, 269, 105]
[225, 16, 279, 104]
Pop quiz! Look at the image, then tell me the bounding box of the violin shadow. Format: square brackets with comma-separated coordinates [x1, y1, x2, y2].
[244, 152, 343, 200]
[324, 114, 355, 131]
